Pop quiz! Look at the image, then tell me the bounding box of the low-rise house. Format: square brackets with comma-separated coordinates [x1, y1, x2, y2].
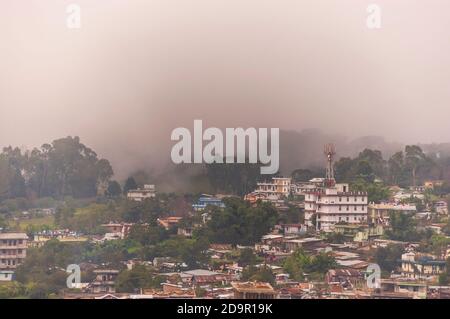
[424, 180, 444, 190]
[177, 226, 193, 237]
[140, 285, 196, 299]
[284, 237, 323, 252]
[326, 269, 365, 289]
[401, 252, 446, 280]
[372, 239, 410, 249]
[192, 195, 225, 211]
[282, 224, 307, 236]
[183, 269, 234, 286]
[127, 184, 156, 202]
[89, 269, 120, 294]
[101, 222, 133, 239]
[157, 217, 183, 230]
[231, 282, 277, 299]
[368, 203, 416, 225]
[378, 279, 427, 299]
[30, 230, 88, 247]
[434, 201, 448, 215]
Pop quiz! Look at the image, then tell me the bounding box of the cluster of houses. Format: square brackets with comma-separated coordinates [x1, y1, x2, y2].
[2, 147, 450, 299]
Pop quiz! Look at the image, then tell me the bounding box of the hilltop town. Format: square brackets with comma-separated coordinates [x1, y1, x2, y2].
[1, 138, 450, 299]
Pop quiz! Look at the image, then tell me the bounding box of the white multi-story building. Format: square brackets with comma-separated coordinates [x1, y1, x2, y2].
[127, 184, 156, 202]
[302, 182, 368, 232]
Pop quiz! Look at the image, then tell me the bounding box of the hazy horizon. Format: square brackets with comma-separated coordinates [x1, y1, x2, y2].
[2, 0, 450, 178]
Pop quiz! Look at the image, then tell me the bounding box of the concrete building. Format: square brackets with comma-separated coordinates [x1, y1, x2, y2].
[281, 224, 307, 236]
[89, 269, 119, 294]
[127, 184, 156, 201]
[0, 233, 28, 274]
[368, 203, 417, 225]
[401, 252, 446, 280]
[254, 177, 292, 198]
[304, 183, 368, 232]
[101, 222, 133, 239]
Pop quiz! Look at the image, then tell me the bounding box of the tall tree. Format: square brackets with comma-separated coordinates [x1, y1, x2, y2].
[123, 177, 138, 194]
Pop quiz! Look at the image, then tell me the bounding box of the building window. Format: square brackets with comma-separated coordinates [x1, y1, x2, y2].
[339, 197, 342, 202]
[354, 206, 357, 211]
[347, 197, 349, 202]
[346, 206, 349, 211]
[339, 206, 341, 211]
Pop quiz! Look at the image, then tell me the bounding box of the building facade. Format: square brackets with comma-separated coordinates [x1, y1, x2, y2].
[254, 177, 292, 198]
[127, 184, 156, 201]
[303, 183, 368, 232]
[0, 233, 28, 280]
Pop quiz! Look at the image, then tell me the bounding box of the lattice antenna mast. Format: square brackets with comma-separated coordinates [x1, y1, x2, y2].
[324, 144, 336, 184]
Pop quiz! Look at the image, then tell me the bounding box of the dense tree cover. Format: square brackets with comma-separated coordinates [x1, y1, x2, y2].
[335, 149, 385, 183]
[0, 137, 113, 201]
[195, 198, 278, 246]
[206, 162, 275, 196]
[384, 212, 432, 242]
[50, 194, 178, 233]
[350, 179, 391, 203]
[115, 265, 165, 293]
[14, 239, 93, 298]
[278, 204, 303, 224]
[149, 236, 211, 268]
[106, 181, 122, 197]
[332, 146, 442, 188]
[241, 265, 275, 285]
[127, 224, 169, 246]
[438, 258, 450, 285]
[56, 203, 118, 234]
[419, 234, 450, 259]
[291, 169, 319, 183]
[373, 244, 404, 274]
[283, 249, 337, 281]
[123, 177, 138, 195]
[237, 248, 258, 267]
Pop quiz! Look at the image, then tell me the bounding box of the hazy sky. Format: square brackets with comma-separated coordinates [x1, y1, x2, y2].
[1, 1, 450, 177]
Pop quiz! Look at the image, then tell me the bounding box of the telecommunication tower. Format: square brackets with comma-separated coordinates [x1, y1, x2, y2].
[324, 143, 336, 186]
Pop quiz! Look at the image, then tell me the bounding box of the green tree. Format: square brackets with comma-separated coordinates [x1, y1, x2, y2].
[238, 248, 257, 267]
[203, 198, 278, 245]
[283, 249, 337, 280]
[405, 145, 427, 187]
[115, 265, 162, 293]
[242, 265, 275, 285]
[373, 244, 404, 274]
[106, 181, 122, 197]
[123, 177, 138, 195]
